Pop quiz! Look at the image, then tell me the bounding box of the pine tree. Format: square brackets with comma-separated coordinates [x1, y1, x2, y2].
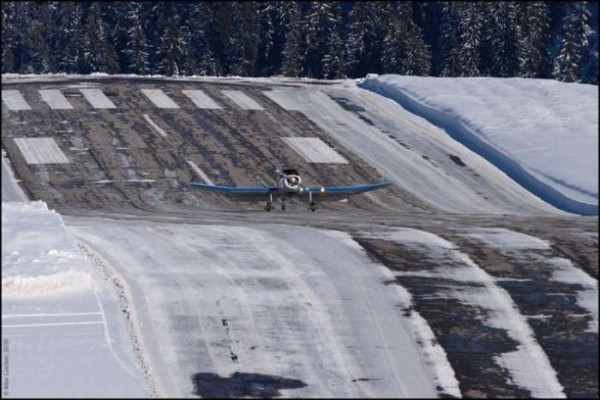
[256, 2, 286, 76]
[2, 2, 17, 73]
[322, 14, 345, 79]
[81, 3, 119, 74]
[181, 3, 216, 75]
[345, 3, 386, 77]
[228, 2, 260, 76]
[489, 2, 519, 77]
[281, 2, 303, 77]
[554, 1, 593, 82]
[154, 2, 184, 76]
[439, 2, 461, 76]
[382, 3, 431, 75]
[516, 2, 550, 78]
[303, 2, 342, 79]
[123, 2, 150, 74]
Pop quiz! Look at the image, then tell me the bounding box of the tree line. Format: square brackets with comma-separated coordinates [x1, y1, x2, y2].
[2, 1, 597, 84]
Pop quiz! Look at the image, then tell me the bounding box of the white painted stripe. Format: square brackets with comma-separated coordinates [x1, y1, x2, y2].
[221, 90, 264, 110]
[141, 89, 180, 108]
[262, 90, 302, 111]
[79, 88, 117, 108]
[14, 137, 70, 164]
[143, 114, 168, 138]
[39, 89, 74, 109]
[182, 89, 222, 109]
[2, 312, 102, 319]
[282, 137, 348, 164]
[3, 321, 104, 328]
[186, 160, 215, 185]
[2, 90, 32, 110]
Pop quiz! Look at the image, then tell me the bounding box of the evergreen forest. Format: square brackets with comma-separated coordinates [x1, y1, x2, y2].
[2, 1, 598, 84]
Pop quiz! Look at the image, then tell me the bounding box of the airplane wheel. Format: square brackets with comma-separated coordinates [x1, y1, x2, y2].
[310, 208, 316, 212]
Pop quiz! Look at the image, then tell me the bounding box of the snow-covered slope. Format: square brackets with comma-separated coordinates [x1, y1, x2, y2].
[1, 200, 149, 397]
[360, 75, 599, 215]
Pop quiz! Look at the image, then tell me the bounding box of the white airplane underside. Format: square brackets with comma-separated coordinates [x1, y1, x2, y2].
[191, 168, 390, 211]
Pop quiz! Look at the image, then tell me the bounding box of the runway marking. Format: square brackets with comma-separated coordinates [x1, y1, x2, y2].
[182, 89, 222, 109]
[187, 160, 215, 185]
[141, 89, 180, 108]
[2, 312, 102, 319]
[262, 90, 302, 111]
[3, 320, 104, 328]
[221, 90, 264, 110]
[2, 90, 32, 110]
[39, 89, 74, 109]
[14, 137, 70, 164]
[79, 88, 117, 109]
[282, 137, 348, 164]
[143, 114, 168, 138]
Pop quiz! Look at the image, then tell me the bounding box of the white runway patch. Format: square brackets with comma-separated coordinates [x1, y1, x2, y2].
[14, 137, 70, 164]
[141, 89, 180, 108]
[186, 160, 215, 185]
[39, 90, 74, 109]
[143, 114, 168, 138]
[262, 89, 302, 111]
[282, 137, 348, 163]
[221, 90, 264, 110]
[2, 90, 32, 110]
[79, 88, 117, 109]
[182, 89, 221, 109]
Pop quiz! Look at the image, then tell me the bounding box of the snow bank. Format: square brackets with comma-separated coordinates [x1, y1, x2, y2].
[2, 269, 91, 297]
[1, 201, 93, 297]
[360, 75, 598, 215]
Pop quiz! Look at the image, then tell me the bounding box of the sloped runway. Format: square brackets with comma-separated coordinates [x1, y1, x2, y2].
[2, 76, 597, 397]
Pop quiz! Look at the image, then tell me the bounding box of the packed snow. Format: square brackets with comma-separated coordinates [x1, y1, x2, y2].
[360, 75, 599, 215]
[364, 228, 567, 398]
[1, 202, 149, 397]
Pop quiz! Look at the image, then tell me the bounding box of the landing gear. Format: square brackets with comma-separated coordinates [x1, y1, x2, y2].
[265, 193, 274, 212]
[308, 191, 317, 212]
[281, 199, 286, 211]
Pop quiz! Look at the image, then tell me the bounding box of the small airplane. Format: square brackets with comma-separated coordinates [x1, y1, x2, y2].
[191, 168, 390, 211]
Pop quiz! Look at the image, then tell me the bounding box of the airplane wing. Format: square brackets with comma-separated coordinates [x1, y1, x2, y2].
[190, 182, 278, 201]
[301, 182, 390, 201]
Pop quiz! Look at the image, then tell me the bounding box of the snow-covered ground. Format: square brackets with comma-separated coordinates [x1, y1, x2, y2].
[2, 73, 598, 398]
[1, 154, 150, 397]
[1, 201, 150, 397]
[360, 75, 598, 215]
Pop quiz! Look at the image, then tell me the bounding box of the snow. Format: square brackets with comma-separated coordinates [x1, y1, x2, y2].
[364, 227, 566, 398]
[2, 73, 597, 397]
[461, 228, 598, 333]
[265, 85, 559, 215]
[282, 137, 348, 163]
[360, 75, 599, 215]
[65, 220, 454, 398]
[462, 227, 551, 250]
[1, 201, 149, 397]
[2, 150, 28, 202]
